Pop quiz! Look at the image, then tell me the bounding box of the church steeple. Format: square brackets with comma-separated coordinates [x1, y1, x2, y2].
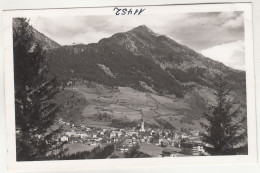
[140, 112, 145, 132]
[137, 109, 145, 132]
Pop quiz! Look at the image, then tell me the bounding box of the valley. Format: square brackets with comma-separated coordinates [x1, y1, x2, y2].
[47, 24, 246, 133]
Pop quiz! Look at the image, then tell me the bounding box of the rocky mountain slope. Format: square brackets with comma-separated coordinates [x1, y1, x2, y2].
[13, 18, 61, 50]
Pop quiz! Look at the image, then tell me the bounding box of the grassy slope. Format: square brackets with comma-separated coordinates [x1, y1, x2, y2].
[54, 89, 87, 124]
[57, 84, 212, 130]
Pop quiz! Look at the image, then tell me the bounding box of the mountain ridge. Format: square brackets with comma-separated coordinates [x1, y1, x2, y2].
[45, 25, 246, 98]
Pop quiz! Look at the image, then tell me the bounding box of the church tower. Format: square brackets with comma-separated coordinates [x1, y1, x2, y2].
[140, 114, 145, 132]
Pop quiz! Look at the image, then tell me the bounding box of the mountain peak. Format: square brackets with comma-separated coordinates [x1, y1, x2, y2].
[134, 25, 150, 30]
[128, 25, 158, 36]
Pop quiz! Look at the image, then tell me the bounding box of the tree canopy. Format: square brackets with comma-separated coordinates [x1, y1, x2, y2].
[201, 74, 247, 155]
[13, 18, 66, 161]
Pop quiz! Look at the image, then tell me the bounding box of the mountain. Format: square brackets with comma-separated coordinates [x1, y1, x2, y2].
[46, 25, 245, 97]
[13, 18, 61, 50]
[41, 25, 246, 129]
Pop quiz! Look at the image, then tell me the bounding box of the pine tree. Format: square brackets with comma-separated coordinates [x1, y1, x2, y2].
[200, 74, 247, 155]
[13, 18, 66, 161]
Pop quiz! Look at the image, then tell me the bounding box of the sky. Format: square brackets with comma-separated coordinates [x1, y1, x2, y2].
[30, 11, 245, 70]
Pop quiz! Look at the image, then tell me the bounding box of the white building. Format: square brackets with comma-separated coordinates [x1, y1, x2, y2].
[80, 133, 88, 138]
[60, 135, 69, 142]
[181, 133, 188, 139]
[65, 130, 76, 137]
[110, 131, 116, 138]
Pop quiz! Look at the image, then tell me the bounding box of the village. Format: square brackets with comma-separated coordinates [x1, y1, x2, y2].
[57, 116, 209, 157]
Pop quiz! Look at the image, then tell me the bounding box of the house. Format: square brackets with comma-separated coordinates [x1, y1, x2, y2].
[181, 141, 204, 155]
[35, 134, 43, 139]
[119, 148, 129, 153]
[65, 130, 76, 137]
[190, 130, 200, 137]
[116, 131, 122, 137]
[59, 121, 65, 125]
[192, 145, 205, 155]
[92, 133, 97, 139]
[181, 141, 194, 155]
[110, 131, 116, 138]
[181, 133, 188, 139]
[147, 136, 153, 143]
[129, 131, 138, 137]
[86, 128, 91, 131]
[174, 132, 181, 140]
[79, 133, 88, 139]
[96, 137, 103, 142]
[188, 136, 200, 141]
[123, 138, 133, 146]
[117, 145, 129, 153]
[112, 137, 120, 143]
[140, 138, 146, 143]
[60, 135, 69, 142]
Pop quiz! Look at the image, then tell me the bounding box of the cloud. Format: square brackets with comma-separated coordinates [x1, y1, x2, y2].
[30, 11, 244, 48]
[29, 14, 191, 45]
[200, 40, 245, 70]
[29, 11, 245, 70]
[30, 16, 114, 45]
[165, 12, 244, 51]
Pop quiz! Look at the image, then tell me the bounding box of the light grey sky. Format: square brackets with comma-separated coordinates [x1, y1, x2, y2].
[30, 11, 245, 70]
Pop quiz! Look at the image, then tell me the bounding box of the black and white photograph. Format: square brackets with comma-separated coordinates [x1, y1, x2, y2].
[3, 3, 257, 170]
